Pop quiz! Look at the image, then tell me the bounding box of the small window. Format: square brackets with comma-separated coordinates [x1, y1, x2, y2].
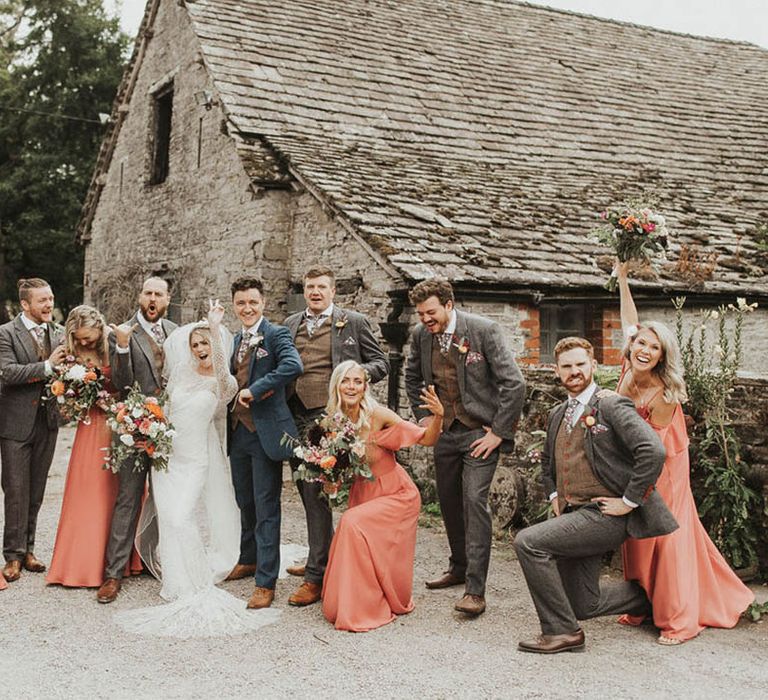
[150, 83, 173, 184]
[539, 304, 586, 363]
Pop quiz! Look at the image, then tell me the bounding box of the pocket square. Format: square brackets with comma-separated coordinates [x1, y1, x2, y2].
[589, 423, 609, 435]
[342, 336, 357, 346]
[465, 351, 485, 365]
[256, 347, 269, 359]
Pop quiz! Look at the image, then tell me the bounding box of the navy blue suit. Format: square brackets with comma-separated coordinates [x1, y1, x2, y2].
[229, 317, 303, 589]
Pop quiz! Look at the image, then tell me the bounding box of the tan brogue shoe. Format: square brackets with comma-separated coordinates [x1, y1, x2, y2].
[425, 571, 465, 589]
[225, 563, 257, 581]
[288, 581, 322, 607]
[2, 560, 22, 582]
[247, 586, 275, 609]
[454, 594, 486, 616]
[23, 552, 46, 573]
[518, 629, 586, 654]
[96, 578, 121, 604]
[285, 564, 306, 577]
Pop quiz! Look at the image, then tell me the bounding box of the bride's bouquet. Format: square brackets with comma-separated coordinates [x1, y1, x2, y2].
[46, 357, 111, 424]
[283, 412, 373, 501]
[104, 384, 175, 473]
[591, 201, 670, 291]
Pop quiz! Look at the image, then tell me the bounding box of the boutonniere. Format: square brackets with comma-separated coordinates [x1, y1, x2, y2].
[580, 406, 608, 435]
[335, 314, 349, 334]
[246, 333, 263, 349]
[452, 335, 470, 354]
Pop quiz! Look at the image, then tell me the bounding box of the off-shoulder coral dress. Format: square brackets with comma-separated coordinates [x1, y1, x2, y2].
[322, 420, 424, 632]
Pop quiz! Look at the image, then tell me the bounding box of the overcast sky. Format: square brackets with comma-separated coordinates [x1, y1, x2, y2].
[108, 0, 768, 48]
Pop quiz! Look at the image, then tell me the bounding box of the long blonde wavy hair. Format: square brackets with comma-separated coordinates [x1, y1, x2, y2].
[64, 305, 109, 362]
[325, 360, 378, 430]
[623, 321, 688, 404]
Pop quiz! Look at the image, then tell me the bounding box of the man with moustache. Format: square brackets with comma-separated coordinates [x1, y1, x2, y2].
[97, 277, 177, 603]
[405, 278, 525, 617]
[515, 337, 675, 653]
[0, 278, 67, 581]
[227, 277, 302, 609]
[281, 266, 388, 607]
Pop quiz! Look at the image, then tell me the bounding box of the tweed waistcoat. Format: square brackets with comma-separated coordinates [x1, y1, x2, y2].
[144, 332, 166, 382]
[231, 347, 256, 432]
[431, 338, 482, 431]
[555, 418, 614, 507]
[292, 321, 333, 410]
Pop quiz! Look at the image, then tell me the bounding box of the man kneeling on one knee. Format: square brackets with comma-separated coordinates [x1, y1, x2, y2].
[515, 336, 676, 654]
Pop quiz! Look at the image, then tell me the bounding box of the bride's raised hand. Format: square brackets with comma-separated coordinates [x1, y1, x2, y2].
[207, 298, 225, 329]
[614, 258, 630, 282]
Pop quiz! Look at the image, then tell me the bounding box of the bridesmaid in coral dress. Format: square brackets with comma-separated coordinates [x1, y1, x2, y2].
[321, 360, 443, 632]
[613, 264, 754, 645]
[0, 569, 6, 590]
[46, 305, 142, 588]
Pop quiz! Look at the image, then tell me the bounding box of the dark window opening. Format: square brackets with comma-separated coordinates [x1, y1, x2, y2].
[539, 304, 586, 363]
[150, 84, 173, 184]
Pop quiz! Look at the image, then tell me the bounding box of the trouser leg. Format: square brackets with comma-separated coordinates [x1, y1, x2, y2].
[229, 426, 258, 566]
[1, 437, 32, 562]
[26, 417, 58, 554]
[433, 431, 467, 578]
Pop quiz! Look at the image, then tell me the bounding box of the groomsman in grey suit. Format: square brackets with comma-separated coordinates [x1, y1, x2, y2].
[405, 278, 525, 617]
[515, 336, 676, 654]
[97, 277, 177, 603]
[282, 266, 388, 606]
[0, 278, 66, 581]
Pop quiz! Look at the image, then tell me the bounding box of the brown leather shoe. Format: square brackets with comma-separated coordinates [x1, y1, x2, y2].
[285, 564, 306, 577]
[2, 560, 22, 582]
[23, 552, 46, 573]
[518, 629, 586, 654]
[425, 571, 465, 589]
[288, 581, 322, 606]
[454, 594, 486, 616]
[96, 578, 121, 604]
[225, 563, 257, 581]
[247, 586, 275, 609]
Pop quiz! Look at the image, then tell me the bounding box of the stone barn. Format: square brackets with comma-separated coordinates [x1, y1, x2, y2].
[78, 0, 768, 546]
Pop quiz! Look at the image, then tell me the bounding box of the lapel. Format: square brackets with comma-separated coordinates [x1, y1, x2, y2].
[286, 313, 301, 342]
[548, 400, 569, 473]
[131, 313, 162, 386]
[48, 322, 63, 350]
[13, 315, 40, 363]
[452, 310, 468, 398]
[583, 389, 601, 467]
[231, 330, 242, 372]
[419, 324, 433, 386]
[330, 306, 344, 366]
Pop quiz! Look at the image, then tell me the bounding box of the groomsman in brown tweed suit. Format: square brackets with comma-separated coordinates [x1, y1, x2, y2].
[282, 266, 388, 606]
[0, 278, 66, 581]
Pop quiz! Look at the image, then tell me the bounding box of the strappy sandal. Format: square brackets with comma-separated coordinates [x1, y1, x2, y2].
[657, 634, 683, 646]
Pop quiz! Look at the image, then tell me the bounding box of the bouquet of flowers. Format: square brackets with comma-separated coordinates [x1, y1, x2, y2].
[103, 384, 175, 473]
[283, 412, 373, 500]
[46, 357, 111, 424]
[591, 202, 670, 291]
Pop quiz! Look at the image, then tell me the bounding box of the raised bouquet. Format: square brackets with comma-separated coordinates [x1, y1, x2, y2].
[591, 202, 670, 291]
[283, 412, 373, 500]
[46, 357, 111, 424]
[104, 384, 175, 473]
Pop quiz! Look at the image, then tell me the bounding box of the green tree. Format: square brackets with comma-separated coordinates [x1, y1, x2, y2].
[0, 0, 128, 316]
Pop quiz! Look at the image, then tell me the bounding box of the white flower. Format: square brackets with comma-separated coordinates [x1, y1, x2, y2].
[148, 422, 160, 438]
[131, 407, 144, 418]
[165, 429, 176, 439]
[65, 364, 87, 381]
[120, 434, 135, 447]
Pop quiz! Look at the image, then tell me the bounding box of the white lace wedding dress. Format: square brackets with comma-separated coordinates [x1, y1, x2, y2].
[114, 322, 305, 638]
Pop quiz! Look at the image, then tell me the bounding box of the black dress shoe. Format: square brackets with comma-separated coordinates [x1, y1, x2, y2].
[425, 571, 465, 589]
[518, 629, 586, 654]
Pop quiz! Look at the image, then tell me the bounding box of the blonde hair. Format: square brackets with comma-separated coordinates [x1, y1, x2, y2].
[64, 305, 109, 362]
[325, 360, 378, 430]
[623, 321, 688, 404]
[188, 323, 212, 348]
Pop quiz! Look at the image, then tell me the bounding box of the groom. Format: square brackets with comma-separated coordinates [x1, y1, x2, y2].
[515, 336, 676, 653]
[0, 278, 66, 581]
[97, 276, 177, 603]
[227, 277, 302, 609]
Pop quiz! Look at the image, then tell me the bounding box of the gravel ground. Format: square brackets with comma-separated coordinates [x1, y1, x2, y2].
[1, 426, 767, 699]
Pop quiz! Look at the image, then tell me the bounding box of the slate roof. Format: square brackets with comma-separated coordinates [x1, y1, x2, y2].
[84, 0, 768, 295]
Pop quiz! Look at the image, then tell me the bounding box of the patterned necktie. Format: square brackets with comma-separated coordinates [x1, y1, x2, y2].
[438, 332, 453, 355]
[305, 312, 327, 337]
[237, 331, 252, 365]
[563, 398, 579, 435]
[31, 325, 46, 351]
[150, 322, 165, 346]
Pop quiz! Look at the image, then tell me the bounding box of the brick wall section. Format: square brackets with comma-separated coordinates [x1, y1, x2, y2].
[518, 306, 540, 366]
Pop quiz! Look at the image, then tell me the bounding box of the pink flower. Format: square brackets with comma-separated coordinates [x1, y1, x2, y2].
[642, 222, 656, 233]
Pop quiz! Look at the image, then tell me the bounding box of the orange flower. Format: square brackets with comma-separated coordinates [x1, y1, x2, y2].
[50, 380, 66, 396]
[619, 215, 638, 231]
[83, 371, 98, 383]
[319, 455, 337, 471]
[145, 402, 165, 420]
[145, 443, 156, 457]
[115, 407, 127, 423]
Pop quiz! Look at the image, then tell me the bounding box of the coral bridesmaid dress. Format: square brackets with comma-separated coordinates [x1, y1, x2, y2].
[0, 570, 6, 590]
[322, 420, 424, 632]
[620, 402, 754, 641]
[46, 367, 142, 587]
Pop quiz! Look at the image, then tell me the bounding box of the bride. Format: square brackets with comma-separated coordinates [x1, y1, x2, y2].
[115, 301, 298, 637]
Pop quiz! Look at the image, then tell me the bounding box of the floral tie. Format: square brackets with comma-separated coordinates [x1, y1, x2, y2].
[237, 331, 252, 365]
[31, 325, 46, 351]
[438, 332, 453, 355]
[563, 398, 579, 435]
[150, 322, 165, 346]
[304, 312, 327, 337]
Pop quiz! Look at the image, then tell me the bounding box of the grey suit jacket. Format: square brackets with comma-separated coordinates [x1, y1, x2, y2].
[405, 309, 525, 445]
[0, 315, 64, 440]
[283, 305, 388, 384]
[109, 313, 178, 398]
[541, 391, 678, 539]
